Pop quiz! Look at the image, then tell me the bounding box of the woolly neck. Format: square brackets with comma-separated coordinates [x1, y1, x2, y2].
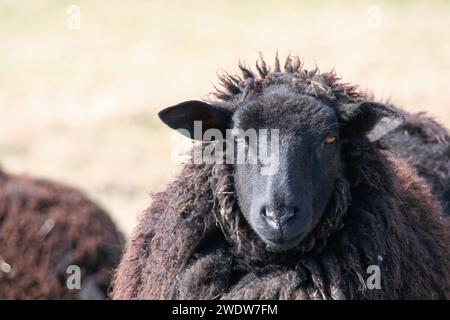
[209, 162, 351, 271]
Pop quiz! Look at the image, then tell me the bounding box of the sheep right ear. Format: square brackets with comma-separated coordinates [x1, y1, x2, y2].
[158, 100, 233, 141]
[337, 101, 405, 142]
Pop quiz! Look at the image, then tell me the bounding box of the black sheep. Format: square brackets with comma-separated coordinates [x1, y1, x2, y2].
[112, 56, 449, 299]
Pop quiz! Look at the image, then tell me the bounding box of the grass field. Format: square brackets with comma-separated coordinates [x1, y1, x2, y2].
[1, 0, 449, 236]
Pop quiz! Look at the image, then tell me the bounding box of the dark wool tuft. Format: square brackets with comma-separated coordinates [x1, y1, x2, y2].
[0, 170, 124, 299]
[211, 55, 363, 106]
[385, 111, 450, 215]
[112, 57, 450, 300]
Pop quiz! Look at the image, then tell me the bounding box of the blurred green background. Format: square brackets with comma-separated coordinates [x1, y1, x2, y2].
[1, 0, 449, 236]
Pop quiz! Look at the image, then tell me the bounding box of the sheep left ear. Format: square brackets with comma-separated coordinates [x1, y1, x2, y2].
[338, 101, 405, 142]
[158, 100, 233, 141]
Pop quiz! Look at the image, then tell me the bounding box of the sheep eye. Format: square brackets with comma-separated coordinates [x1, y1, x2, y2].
[323, 134, 336, 145]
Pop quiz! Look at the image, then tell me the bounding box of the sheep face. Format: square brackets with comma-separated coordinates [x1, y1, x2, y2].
[159, 84, 404, 252]
[230, 88, 341, 251]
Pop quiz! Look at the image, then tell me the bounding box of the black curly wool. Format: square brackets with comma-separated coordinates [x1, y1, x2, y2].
[386, 111, 450, 215]
[112, 56, 450, 300]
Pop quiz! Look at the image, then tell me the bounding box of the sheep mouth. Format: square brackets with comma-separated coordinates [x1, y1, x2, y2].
[262, 232, 306, 252]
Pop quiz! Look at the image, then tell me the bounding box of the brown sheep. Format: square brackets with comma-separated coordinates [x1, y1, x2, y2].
[0, 169, 124, 299]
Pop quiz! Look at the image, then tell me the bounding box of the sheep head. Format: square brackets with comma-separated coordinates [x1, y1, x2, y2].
[158, 56, 404, 252]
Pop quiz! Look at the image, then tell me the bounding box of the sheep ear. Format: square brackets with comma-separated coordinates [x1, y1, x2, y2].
[338, 101, 405, 142]
[158, 100, 233, 141]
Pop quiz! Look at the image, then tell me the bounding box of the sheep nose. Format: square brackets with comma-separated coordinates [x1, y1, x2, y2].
[261, 206, 297, 231]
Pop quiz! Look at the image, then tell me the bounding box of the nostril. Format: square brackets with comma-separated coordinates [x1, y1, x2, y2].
[281, 207, 297, 224]
[261, 206, 298, 226]
[261, 207, 276, 222]
[289, 207, 298, 219]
